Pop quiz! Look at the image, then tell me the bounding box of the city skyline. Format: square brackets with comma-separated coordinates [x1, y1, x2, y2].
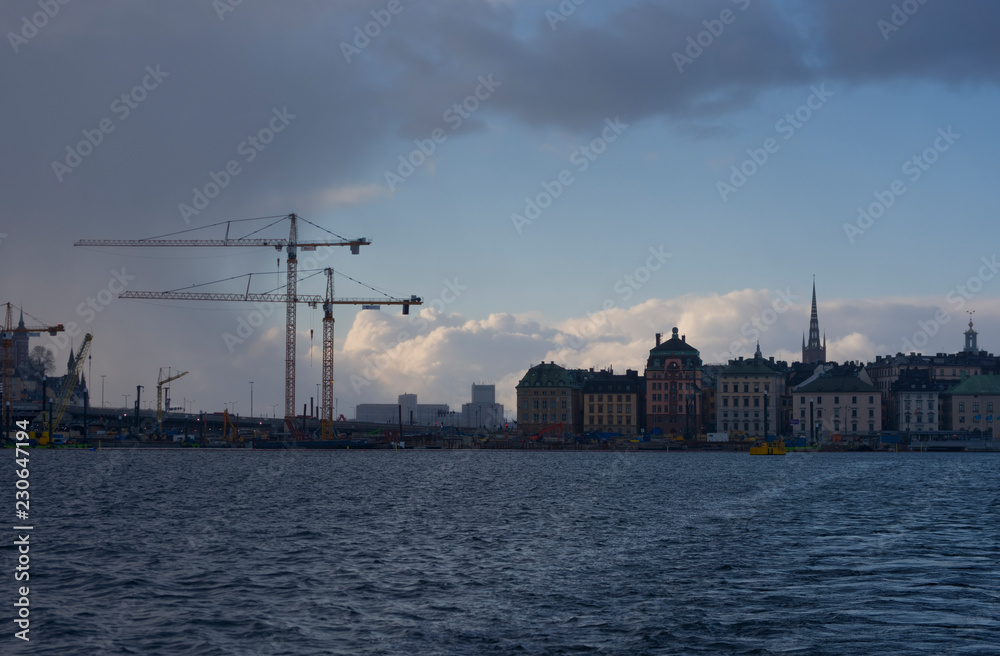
[2, 0, 998, 416]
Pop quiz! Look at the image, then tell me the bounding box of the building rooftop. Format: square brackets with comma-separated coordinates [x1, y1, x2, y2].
[796, 375, 878, 394]
[947, 374, 1000, 396]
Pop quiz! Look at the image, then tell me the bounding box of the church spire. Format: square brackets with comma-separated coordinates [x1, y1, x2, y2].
[802, 276, 827, 364]
[17, 308, 24, 329]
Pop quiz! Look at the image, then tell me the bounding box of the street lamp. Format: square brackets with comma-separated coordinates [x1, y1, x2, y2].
[250, 381, 254, 418]
[101, 374, 106, 408]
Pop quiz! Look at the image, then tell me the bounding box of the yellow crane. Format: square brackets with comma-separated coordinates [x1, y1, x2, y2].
[156, 368, 188, 438]
[49, 333, 93, 438]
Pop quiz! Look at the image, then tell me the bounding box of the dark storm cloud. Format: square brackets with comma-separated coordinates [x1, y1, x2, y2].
[1, 0, 996, 236]
[368, 0, 1000, 134]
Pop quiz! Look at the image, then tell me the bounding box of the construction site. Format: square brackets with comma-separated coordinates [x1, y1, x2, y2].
[0, 213, 445, 449]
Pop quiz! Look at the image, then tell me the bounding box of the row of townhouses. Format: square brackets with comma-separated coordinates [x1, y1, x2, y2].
[515, 283, 1000, 441]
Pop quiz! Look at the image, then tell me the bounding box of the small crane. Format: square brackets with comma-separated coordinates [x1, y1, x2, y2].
[1, 303, 65, 432]
[156, 368, 188, 439]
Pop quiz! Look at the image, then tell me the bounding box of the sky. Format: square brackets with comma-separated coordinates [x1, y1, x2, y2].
[2, 0, 999, 418]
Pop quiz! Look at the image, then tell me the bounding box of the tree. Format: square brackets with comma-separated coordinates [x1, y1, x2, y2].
[28, 346, 55, 382]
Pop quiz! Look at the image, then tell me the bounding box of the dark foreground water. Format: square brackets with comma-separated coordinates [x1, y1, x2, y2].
[3, 450, 998, 655]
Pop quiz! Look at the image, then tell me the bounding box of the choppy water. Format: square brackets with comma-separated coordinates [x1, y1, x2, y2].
[3, 450, 999, 655]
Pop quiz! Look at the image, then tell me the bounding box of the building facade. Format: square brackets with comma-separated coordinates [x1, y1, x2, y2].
[943, 374, 1000, 436]
[515, 362, 586, 435]
[891, 368, 948, 433]
[792, 374, 882, 440]
[644, 328, 703, 437]
[716, 344, 785, 439]
[582, 368, 643, 436]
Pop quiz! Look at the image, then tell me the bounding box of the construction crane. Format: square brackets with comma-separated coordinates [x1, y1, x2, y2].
[1, 303, 65, 431]
[49, 333, 92, 434]
[75, 213, 372, 436]
[119, 268, 421, 438]
[156, 368, 188, 438]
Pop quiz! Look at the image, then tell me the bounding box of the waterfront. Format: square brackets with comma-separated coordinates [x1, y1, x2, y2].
[6, 451, 999, 655]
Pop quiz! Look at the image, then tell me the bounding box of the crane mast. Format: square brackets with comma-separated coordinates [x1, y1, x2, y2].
[321, 268, 335, 440]
[156, 368, 188, 437]
[285, 216, 297, 434]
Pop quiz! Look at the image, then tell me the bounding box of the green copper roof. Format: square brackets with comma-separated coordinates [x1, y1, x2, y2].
[517, 362, 584, 388]
[948, 375, 1000, 395]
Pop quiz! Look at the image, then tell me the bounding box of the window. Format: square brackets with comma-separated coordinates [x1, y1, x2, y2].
[723, 398, 729, 407]
[852, 409, 857, 417]
[959, 402, 965, 412]
[617, 405, 623, 413]
[801, 396, 806, 404]
[618, 395, 623, 403]
[533, 414, 539, 422]
[960, 416, 966, 424]
[817, 397, 823, 404]
[764, 384, 770, 393]
[754, 422, 760, 431]
[869, 396, 874, 404]
[834, 396, 840, 404]
[800, 409, 806, 418]
[852, 422, 858, 432]
[597, 405, 603, 413]
[817, 409, 823, 418]
[723, 384, 729, 393]
[754, 397, 759, 407]
[754, 383, 759, 393]
[974, 402, 980, 412]
[744, 384, 749, 393]
[868, 409, 874, 418]
[533, 400, 539, 409]
[541, 400, 548, 409]
[589, 404, 594, 413]
[868, 422, 874, 432]
[834, 421, 840, 431]
[852, 396, 857, 404]
[834, 408, 840, 417]
[723, 422, 729, 430]
[744, 397, 750, 407]
[989, 402, 994, 412]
